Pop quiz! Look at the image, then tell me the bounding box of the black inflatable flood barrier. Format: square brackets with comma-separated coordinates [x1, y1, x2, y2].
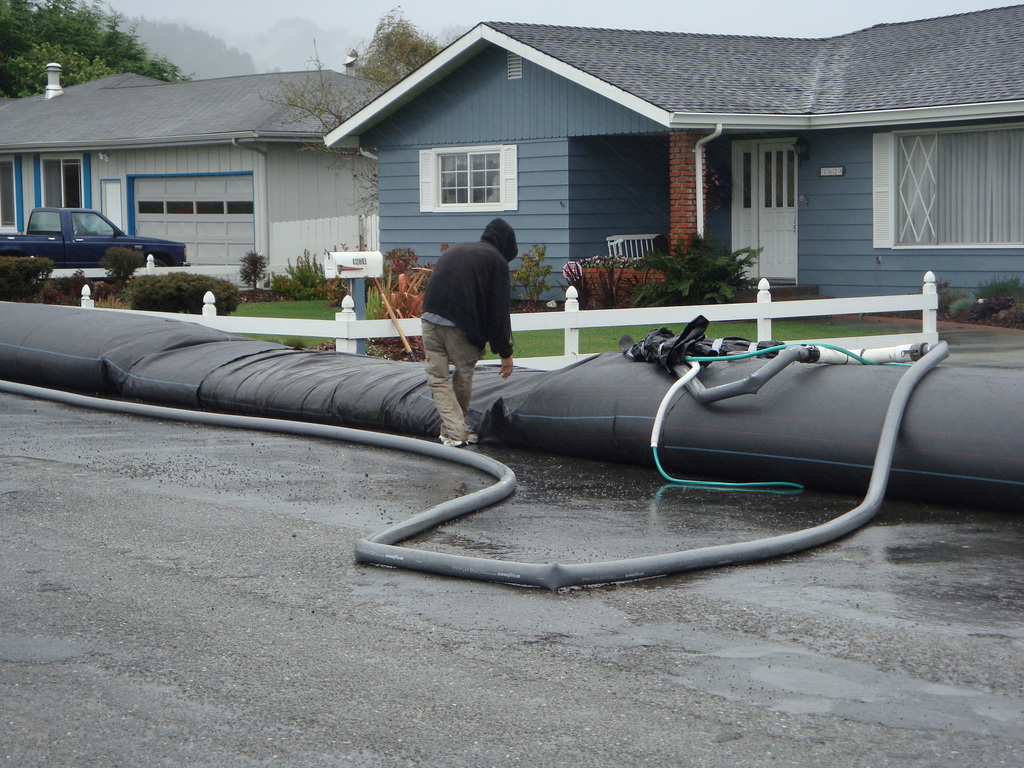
[1, 302, 1022, 513]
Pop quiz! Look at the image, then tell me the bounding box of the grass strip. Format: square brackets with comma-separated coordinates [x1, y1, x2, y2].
[233, 301, 891, 356]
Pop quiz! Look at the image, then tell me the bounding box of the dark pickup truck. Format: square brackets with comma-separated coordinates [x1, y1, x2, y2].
[0, 208, 189, 268]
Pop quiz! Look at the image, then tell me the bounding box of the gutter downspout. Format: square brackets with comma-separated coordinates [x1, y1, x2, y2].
[231, 136, 268, 156]
[694, 124, 723, 237]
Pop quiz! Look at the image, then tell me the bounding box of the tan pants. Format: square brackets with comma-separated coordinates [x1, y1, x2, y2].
[422, 320, 480, 442]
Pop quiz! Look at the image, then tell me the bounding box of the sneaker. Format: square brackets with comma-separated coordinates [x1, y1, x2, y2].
[467, 432, 479, 445]
[439, 435, 467, 448]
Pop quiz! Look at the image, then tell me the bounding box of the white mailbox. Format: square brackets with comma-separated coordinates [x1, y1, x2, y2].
[324, 251, 384, 279]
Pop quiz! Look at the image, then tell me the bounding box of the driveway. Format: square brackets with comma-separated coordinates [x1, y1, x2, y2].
[2, 379, 1022, 766]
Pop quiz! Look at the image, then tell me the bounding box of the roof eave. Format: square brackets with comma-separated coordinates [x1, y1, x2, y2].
[670, 100, 1024, 130]
[0, 130, 322, 153]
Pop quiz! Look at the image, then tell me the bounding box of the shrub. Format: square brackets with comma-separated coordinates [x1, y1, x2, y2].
[561, 253, 645, 309]
[239, 251, 269, 290]
[936, 280, 968, 314]
[632, 234, 759, 306]
[384, 247, 419, 277]
[129, 273, 240, 314]
[0, 255, 54, 301]
[369, 268, 431, 319]
[949, 295, 975, 315]
[101, 246, 145, 286]
[974, 275, 1024, 302]
[315, 277, 349, 307]
[513, 244, 552, 303]
[269, 250, 327, 300]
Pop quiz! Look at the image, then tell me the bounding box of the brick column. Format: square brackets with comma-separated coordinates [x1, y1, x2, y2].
[669, 130, 705, 248]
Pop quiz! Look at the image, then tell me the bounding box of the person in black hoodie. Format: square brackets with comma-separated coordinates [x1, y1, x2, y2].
[420, 218, 517, 447]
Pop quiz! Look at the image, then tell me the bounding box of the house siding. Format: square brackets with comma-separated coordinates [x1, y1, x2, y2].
[375, 139, 571, 267]
[365, 46, 664, 149]
[263, 145, 367, 228]
[567, 135, 669, 261]
[797, 126, 1024, 297]
[368, 45, 667, 280]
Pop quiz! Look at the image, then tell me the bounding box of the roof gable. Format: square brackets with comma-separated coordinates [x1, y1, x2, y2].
[326, 5, 1024, 144]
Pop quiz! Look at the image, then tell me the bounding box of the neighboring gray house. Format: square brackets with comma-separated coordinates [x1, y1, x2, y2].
[0, 67, 383, 271]
[326, 6, 1024, 297]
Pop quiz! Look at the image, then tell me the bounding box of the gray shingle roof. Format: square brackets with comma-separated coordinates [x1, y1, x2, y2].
[487, 5, 1024, 114]
[0, 71, 384, 149]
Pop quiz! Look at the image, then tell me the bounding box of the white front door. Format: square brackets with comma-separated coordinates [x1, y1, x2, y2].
[101, 180, 123, 229]
[731, 140, 798, 282]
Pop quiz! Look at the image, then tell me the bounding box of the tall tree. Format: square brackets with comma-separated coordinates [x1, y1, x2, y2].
[353, 7, 442, 86]
[0, 0, 186, 98]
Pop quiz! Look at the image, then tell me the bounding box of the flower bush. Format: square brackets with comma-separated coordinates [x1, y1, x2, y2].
[561, 252, 647, 309]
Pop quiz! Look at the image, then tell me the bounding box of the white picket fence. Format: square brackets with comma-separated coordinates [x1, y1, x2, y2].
[80, 272, 940, 371]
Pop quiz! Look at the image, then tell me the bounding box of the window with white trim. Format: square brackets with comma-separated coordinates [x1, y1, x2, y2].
[0, 159, 15, 228]
[874, 126, 1024, 247]
[42, 157, 82, 208]
[419, 145, 518, 213]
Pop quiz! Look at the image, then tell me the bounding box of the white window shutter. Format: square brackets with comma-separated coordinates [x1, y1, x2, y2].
[419, 150, 434, 212]
[502, 144, 518, 211]
[872, 133, 894, 248]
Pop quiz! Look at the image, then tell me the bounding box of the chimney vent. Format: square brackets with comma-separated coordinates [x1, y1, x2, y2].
[344, 53, 358, 76]
[45, 62, 63, 99]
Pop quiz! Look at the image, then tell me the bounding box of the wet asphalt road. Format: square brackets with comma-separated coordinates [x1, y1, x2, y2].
[2, 368, 1022, 768]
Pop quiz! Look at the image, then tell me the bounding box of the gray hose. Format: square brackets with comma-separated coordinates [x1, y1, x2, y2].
[1, 340, 947, 590]
[682, 345, 813, 402]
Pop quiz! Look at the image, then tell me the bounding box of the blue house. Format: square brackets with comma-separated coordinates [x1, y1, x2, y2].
[326, 7, 1024, 298]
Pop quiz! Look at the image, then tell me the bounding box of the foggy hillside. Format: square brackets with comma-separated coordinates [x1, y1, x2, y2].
[127, 18, 258, 78]
[125, 16, 363, 78]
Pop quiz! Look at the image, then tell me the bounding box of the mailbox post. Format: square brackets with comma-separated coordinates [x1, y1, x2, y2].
[325, 251, 385, 355]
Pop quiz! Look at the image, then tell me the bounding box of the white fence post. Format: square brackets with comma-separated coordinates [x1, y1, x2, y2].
[202, 291, 217, 316]
[563, 286, 580, 357]
[335, 295, 358, 354]
[80, 284, 94, 309]
[146, 254, 156, 274]
[922, 271, 938, 336]
[756, 278, 772, 341]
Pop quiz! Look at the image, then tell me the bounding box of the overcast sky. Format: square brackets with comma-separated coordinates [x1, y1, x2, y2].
[109, 0, 1019, 39]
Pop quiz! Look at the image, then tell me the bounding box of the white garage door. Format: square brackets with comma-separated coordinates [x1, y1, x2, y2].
[135, 175, 254, 265]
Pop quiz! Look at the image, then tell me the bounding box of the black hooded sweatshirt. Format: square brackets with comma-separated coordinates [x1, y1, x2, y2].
[421, 218, 517, 358]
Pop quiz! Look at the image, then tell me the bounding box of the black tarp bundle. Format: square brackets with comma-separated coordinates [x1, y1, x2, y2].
[1, 302, 1021, 512]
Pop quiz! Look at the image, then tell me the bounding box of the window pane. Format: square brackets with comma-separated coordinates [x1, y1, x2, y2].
[469, 152, 500, 204]
[42, 160, 63, 207]
[166, 201, 195, 214]
[28, 210, 61, 233]
[0, 160, 13, 227]
[226, 201, 253, 214]
[742, 152, 751, 209]
[42, 158, 82, 207]
[63, 161, 81, 208]
[440, 153, 468, 205]
[897, 134, 937, 245]
[786, 150, 796, 208]
[438, 151, 502, 207]
[936, 129, 1023, 244]
[196, 201, 225, 214]
[72, 212, 113, 237]
[138, 201, 164, 214]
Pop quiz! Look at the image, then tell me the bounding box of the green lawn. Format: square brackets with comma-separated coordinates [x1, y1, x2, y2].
[232, 300, 889, 356]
